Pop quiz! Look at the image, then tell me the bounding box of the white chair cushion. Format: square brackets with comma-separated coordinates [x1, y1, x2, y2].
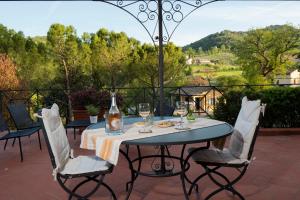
[235, 97, 261, 125]
[42, 104, 70, 170]
[229, 97, 261, 159]
[189, 148, 248, 165]
[60, 156, 111, 175]
[228, 129, 244, 158]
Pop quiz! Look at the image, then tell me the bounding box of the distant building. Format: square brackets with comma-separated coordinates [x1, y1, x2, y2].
[186, 58, 193, 65]
[171, 86, 222, 114]
[186, 56, 213, 65]
[274, 69, 300, 87]
[193, 57, 213, 65]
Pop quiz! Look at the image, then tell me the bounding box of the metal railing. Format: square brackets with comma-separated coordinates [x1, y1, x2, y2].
[1, 83, 299, 126]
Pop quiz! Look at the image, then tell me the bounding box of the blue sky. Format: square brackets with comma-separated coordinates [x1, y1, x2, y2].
[0, 1, 300, 46]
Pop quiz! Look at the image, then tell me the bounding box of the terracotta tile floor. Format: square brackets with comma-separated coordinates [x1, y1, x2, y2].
[0, 131, 300, 200]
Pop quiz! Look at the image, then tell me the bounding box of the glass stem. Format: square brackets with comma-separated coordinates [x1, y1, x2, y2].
[181, 114, 183, 128]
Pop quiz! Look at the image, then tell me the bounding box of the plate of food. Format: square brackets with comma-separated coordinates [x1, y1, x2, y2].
[156, 121, 176, 128]
[134, 121, 146, 127]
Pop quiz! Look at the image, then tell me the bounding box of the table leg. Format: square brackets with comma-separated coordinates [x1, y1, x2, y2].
[120, 149, 135, 200]
[121, 144, 191, 200]
[181, 144, 195, 186]
[153, 145, 173, 174]
[160, 145, 166, 173]
[180, 144, 190, 200]
[126, 145, 142, 191]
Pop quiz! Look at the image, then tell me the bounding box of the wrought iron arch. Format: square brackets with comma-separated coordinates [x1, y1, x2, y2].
[96, 0, 220, 115]
[97, 0, 220, 45]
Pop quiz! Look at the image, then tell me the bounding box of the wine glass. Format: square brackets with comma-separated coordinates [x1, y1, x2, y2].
[176, 101, 188, 130]
[138, 103, 151, 133]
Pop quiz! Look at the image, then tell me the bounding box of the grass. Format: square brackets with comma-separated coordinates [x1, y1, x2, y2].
[193, 70, 243, 78]
[190, 64, 243, 80]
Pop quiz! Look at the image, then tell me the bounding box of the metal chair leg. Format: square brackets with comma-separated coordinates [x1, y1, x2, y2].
[12, 138, 16, 147]
[102, 182, 117, 200]
[73, 128, 76, 140]
[58, 174, 107, 200]
[126, 144, 129, 155]
[37, 130, 42, 150]
[203, 165, 247, 200]
[187, 169, 214, 195]
[18, 137, 23, 162]
[182, 145, 212, 195]
[4, 139, 8, 150]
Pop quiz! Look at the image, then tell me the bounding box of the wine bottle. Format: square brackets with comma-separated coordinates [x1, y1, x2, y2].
[107, 92, 122, 133]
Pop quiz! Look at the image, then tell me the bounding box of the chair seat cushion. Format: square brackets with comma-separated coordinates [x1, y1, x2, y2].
[189, 148, 248, 165]
[0, 127, 40, 140]
[60, 156, 111, 175]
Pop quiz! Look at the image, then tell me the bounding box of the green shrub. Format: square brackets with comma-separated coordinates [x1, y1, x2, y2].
[85, 104, 99, 116]
[214, 87, 300, 128]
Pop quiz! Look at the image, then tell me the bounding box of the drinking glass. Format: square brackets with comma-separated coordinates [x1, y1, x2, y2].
[176, 101, 188, 130]
[138, 103, 151, 133]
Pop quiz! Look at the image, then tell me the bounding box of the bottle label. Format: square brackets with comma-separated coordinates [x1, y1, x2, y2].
[108, 113, 121, 131]
[110, 118, 120, 131]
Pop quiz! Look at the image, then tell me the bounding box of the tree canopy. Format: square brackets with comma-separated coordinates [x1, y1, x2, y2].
[0, 23, 188, 91]
[233, 25, 300, 83]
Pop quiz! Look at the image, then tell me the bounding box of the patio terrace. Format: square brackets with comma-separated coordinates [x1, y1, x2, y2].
[0, 130, 299, 200]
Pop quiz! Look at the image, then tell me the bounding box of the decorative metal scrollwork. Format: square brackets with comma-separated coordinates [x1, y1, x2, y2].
[97, 0, 219, 44]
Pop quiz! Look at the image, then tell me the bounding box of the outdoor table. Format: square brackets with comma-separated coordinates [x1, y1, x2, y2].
[84, 116, 233, 200]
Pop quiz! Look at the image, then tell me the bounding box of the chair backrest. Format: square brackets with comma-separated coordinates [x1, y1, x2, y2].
[228, 97, 263, 160]
[154, 103, 175, 116]
[40, 103, 70, 170]
[0, 113, 9, 133]
[7, 101, 34, 130]
[246, 110, 264, 161]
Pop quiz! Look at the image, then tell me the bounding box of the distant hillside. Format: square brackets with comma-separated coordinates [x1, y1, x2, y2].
[183, 25, 285, 51]
[183, 30, 243, 51]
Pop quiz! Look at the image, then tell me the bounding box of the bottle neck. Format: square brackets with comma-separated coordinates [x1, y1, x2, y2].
[110, 93, 119, 112]
[111, 95, 116, 107]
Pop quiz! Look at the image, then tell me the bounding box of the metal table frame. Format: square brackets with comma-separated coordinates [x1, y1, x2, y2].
[86, 117, 233, 200]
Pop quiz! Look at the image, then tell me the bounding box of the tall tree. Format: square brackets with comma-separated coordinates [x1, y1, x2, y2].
[47, 24, 80, 120]
[233, 24, 300, 83]
[133, 43, 186, 100]
[90, 29, 133, 88]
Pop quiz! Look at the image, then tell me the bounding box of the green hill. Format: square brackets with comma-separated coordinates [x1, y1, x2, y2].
[183, 25, 286, 51]
[183, 30, 243, 51]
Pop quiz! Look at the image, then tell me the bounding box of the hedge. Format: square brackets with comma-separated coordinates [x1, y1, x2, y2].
[213, 87, 300, 128]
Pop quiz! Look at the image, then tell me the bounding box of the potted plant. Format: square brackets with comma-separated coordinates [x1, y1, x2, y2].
[85, 104, 100, 124]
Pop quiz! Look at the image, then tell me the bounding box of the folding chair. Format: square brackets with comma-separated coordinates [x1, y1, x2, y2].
[37, 104, 116, 200]
[7, 101, 41, 129]
[7, 101, 42, 150]
[0, 113, 40, 162]
[185, 97, 265, 200]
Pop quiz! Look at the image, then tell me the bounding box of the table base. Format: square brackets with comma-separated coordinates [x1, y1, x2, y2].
[120, 144, 191, 200]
